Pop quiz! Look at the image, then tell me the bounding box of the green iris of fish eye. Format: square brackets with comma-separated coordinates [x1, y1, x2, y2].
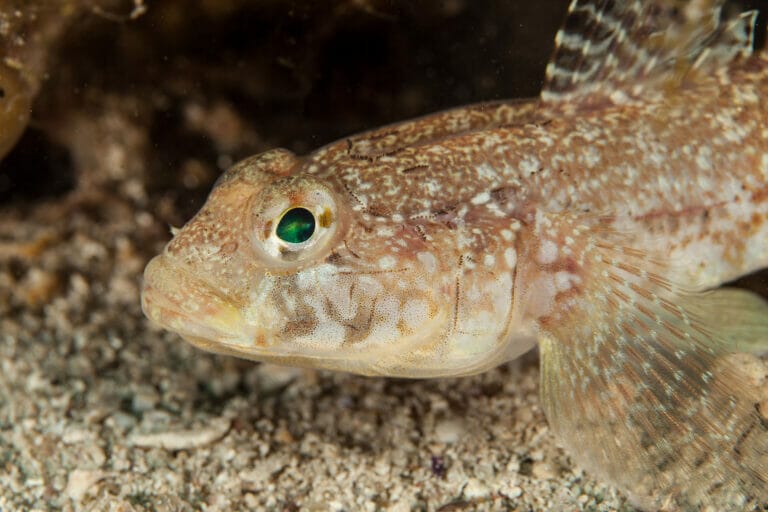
[276, 207, 316, 244]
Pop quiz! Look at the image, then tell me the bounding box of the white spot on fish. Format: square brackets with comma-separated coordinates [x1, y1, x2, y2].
[484, 254, 496, 267]
[697, 174, 712, 191]
[520, 157, 540, 176]
[476, 163, 499, 181]
[501, 229, 513, 241]
[471, 191, 490, 205]
[761, 153, 768, 179]
[656, 174, 670, 192]
[582, 146, 601, 167]
[417, 252, 437, 274]
[504, 248, 517, 268]
[538, 240, 558, 265]
[378, 255, 396, 270]
[424, 180, 441, 194]
[647, 151, 664, 168]
[696, 146, 713, 171]
[609, 89, 630, 104]
[554, 271, 579, 292]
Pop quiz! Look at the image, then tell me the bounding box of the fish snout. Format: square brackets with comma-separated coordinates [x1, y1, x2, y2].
[141, 253, 258, 349]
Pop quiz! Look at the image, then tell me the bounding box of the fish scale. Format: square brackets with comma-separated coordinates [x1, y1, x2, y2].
[142, 1, 768, 509]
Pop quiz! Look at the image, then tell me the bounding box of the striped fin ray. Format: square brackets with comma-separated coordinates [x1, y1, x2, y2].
[541, 0, 759, 106]
[535, 222, 768, 509]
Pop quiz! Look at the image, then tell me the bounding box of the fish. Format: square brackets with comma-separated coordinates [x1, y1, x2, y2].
[141, 0, 768, 509]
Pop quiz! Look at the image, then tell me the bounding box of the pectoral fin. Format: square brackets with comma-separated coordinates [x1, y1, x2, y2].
[536, 230, 768, 509]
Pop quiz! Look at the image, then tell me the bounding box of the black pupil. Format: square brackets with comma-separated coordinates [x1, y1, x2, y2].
[276, 207, 315, 244]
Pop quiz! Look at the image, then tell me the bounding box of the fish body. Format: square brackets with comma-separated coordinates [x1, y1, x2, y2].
[142, 1, 768, 509]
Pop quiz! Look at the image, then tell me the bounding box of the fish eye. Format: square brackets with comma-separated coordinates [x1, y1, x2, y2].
[276, 207, 315, 244]
[250, 177, 347, 267]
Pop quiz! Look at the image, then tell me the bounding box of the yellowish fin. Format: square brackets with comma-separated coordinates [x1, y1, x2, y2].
[693, 287, 768, 355]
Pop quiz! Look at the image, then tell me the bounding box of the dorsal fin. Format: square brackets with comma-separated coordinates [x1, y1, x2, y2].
[541, 0, 759, 107]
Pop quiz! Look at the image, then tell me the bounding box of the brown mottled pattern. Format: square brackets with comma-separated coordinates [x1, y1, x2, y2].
[142, 1, 768, 509]
[303, 53, 768, 283]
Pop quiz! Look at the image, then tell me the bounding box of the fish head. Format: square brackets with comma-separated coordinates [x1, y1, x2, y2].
[142, 148, 531, 377]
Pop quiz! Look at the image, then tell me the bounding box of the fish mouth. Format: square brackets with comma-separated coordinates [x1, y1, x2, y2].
[140, 254, 407, 373]
[141, 254, 258, 348]
[140, 254, 352, 366]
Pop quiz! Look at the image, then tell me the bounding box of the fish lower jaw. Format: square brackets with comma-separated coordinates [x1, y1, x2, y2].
[141, 290, 257, 346]
[141, 253, 267, 348]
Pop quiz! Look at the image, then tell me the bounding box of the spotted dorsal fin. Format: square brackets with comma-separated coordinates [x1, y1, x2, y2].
[541, 0, 759, 106]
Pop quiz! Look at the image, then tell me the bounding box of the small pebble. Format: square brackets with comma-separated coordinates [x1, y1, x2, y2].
[65, 469, 106, 502]
[128, 416, 231, 450]
[434, 418, 466, 444]
[463, 477, 491, 500]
